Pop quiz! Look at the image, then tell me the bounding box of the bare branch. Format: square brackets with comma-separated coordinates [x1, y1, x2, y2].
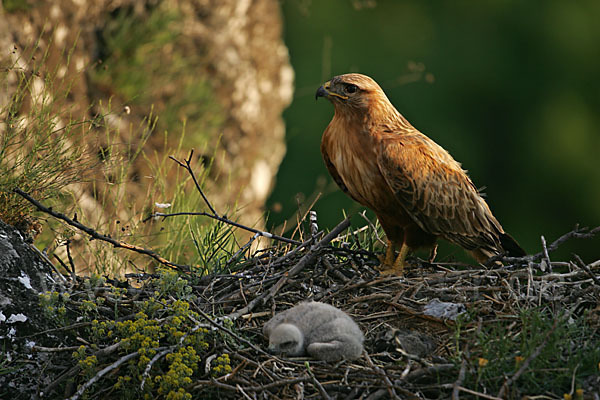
[14, 188, 189, 271]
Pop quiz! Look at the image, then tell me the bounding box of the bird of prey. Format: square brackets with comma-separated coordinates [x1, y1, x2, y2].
[263, 301, 364, 362]
[316, 73, 525, 274]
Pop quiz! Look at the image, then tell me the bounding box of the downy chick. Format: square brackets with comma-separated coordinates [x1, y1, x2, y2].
[263, 301, 364, 362]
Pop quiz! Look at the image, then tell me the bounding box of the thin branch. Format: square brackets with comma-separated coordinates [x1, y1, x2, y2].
[68, 351, 141, 400]
[14, 188, 189, 271]
[167, 150, 301, 245]
[497, 318, 559, 398]
[541, 235, 552, 271]
[191, 303, 275, 359]
[146, 211, 301, 246]
[227, 217, 350, 320]
[28, 243, 69, 285]
[364, 352, 400, 399]
[31, 345, 81, 352]
[309, 210, 319, 239]
[169, 150, 217, 215]
[226, 232, 260, 266]
[242, 377, 310, 392]
[66, 238, 77, 278]
[488, 225, 600, 266]
[305, 363, 333, 400]
[573, 254, 600, 285]
[452, 357, 467, 400]
[140, 347, 172, 390]
[454, 386, 502, 400]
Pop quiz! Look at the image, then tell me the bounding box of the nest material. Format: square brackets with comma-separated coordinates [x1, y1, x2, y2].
[176, 226, 600, 399]
[12, 182, 600, 399]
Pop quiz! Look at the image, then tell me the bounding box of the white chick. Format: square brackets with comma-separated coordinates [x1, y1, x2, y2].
[263, 301, 364, 362]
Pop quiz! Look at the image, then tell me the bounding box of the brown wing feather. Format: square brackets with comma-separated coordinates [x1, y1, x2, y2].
[321, 145, 362, 203]
[375, 132, 505, 252]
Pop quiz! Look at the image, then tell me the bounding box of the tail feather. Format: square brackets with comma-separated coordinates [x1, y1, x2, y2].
[500, 232, 526, 257]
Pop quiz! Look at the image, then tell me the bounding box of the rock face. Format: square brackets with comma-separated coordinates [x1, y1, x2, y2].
[191, 0, 294, 213]
[0, 220, 63, 398]
[0, 0, 293, 255]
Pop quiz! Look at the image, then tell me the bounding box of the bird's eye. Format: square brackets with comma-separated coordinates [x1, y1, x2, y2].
[345, 84, 358, 94]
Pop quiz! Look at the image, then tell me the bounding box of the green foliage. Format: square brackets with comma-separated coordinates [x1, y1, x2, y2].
[38, 291, 69, 325]
[453, 308, 600, 396]
[272, 0, 600, 262]
[0, 5, 230, 278]
[62, 269, 237, 399]
[91, 4, 223, 148]
[142, 158, 239, 275]
[0, 43, 101, 232]
[1, 0, 32, 13]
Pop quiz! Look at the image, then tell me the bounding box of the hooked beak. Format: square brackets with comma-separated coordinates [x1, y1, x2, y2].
[315, 84, 329, 100]
[315, 80, 349, 101]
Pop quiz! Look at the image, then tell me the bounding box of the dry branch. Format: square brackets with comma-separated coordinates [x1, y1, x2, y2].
[227, 217, 350, 320]
[14, 188, 189, 271]
[144, 150, 302, 246]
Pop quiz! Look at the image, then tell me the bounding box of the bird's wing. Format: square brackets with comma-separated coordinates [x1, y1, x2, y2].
[375, 133, 504, 251]
[321, 146, 360, 202]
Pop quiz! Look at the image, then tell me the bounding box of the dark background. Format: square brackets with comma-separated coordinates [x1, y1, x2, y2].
[268, 0, 600, 262]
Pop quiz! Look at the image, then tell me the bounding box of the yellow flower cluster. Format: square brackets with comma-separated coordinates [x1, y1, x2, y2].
[39, 291, 68, 323]
[91, 319, 115, 341]
[60, 267, 234, 398]
[157, 346, 199, 399]
[211, 353, 232, 377]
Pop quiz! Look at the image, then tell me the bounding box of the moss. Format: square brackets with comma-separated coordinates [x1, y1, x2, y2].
[58, 269, 236, 399]
[2, 0, 32, 13]
[90, 4, 223, 149]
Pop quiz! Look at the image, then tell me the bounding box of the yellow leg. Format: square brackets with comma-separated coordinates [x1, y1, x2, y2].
[428, 243, 438, 263]
[379, 241, 410, 276]
[380, 240, 395, 266]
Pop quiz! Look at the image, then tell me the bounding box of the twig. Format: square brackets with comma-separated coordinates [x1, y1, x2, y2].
[140, 347, 172, 390]
[160, 151, 301, 246]
[235, 384, 254, 400]
[31, 345, 81, 352]
[309, 210, 319, 238]
[14, 188, 189, 271]
[489, 225, 600, 265]
[28, 243, 69, 285]
[270, 235, 315, 266]
[227, 218, 350, 320]
[169, 150, 217, 215]
[452, 357, 467, 400]
[267, 218, 351, 297]
[146, 211, 301, 245]
[19, 321, 92, 339]
[68, 351, 141, 400]
[191, 304, 274, 358]
[541, 235, 552, 271]
[242, 377, 310, 392]
[569, 363, 580, 398]
[364, 352, 400, 399]
[226, 232, 260, 265]
[402, 363, 454, 381]
[497, 318, 559, 398]
[190, 379, 238, 392]
[358, 210, 386, 246]
[66, 238, 77, 276]
[305, 363, 333, 400]
[454, 386, 502, 400]
[573, 254, 600, 285]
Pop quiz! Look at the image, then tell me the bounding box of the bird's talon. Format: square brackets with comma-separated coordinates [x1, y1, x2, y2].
[379, 267, 403, 276]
